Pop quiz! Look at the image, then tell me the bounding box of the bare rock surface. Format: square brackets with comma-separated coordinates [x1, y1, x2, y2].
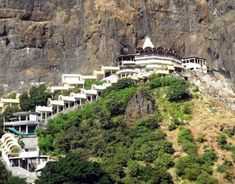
[0, 0, 234, 94]
[125, 91, 154, 126]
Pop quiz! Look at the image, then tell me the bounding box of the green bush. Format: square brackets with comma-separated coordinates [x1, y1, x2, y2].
[167, 83, 190, 102]
[183, 105, 192, 114]
[196, 173, 218, 184]
[148, 75, 187, 90]
[175, 155, 216, 182]
[223, 129, 234, 138]
[201, 149, 217, 165]
[168, 123, 177, 131]
[217, 159, 233, 173]
[154, 153, 174, 170]
[125, 160, 173, 184]
[231, 145, 235, 161]
[197, 133, 205, 143]
[178, 127, 197, 155]
[136, 115, 160, 130]
[101, 78, 136, 97]
[217, 134, 229, 150]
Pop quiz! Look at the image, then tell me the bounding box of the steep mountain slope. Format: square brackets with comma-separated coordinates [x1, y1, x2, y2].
[0, 0, 234, 94]
[36, 77, 235, 183]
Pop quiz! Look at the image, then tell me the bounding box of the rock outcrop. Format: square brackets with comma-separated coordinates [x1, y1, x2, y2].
[0, 0, 234, 94]
[125, 91, 154, 126]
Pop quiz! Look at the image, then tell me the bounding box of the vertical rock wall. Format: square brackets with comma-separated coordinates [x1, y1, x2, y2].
[0, 0, 234, 94]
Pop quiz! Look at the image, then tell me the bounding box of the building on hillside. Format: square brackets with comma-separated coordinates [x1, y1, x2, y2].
[116, 36, 207, 76]
[94, 66, 120, 80]
[0, 98, 20, 113]
[35, 106, 53, 122]
[0, 133, 52, 183]
[181, 57, 207, 73]
[62, 74, 85, 88]
[3, 112, 41, 136]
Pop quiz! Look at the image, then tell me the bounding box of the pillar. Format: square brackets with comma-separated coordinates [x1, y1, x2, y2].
[27, 159, 29, 171]
[19, 126, 21, 133]
[45, 112, 47, 120]
[57, 106, 59, 113]
[26, 125, 28, 134]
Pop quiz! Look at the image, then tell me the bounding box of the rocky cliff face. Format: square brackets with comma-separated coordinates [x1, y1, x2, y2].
[0, 0, 234, 94]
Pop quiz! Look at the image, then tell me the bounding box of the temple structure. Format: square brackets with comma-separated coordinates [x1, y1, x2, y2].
[116, 36, 207, 78]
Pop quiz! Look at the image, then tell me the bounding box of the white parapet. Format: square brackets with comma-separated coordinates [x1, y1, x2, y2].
[36, 106, 53, 113]
[101, 66, 120, 71]
[48, 99, 65, 106]
[49, 85, 71, 93]
[70, 93, 87, 99]
[18, 150, 39, 159]
[80, 75, 97, 80]
[58, 95, 76, 102]
[80, 89, 98, 95]
[91, 84, 107, 91]
[116, 69, 140, 75]
[62, 74, 85, 85]
[102, 75, 119, 84]
[135, 55, 181, 65]
[1, 98, 19, 104]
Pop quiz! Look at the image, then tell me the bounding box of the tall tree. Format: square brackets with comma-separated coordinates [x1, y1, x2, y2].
[36, 153, 112, 184]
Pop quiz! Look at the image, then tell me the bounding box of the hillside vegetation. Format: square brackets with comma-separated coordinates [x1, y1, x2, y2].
[36, 75, 235, 184]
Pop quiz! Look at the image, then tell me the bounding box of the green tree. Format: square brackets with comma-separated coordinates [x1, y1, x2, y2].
[20, 84, 48, 111]
[19, 92, 31, 111]
[167, 83, 190, 102]
[36, 153, 112, 184]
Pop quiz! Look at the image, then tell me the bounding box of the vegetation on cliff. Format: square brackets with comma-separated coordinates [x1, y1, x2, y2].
[35, 76, 233, 183]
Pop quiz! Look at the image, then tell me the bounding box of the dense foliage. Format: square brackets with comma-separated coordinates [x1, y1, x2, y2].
[36, 153, 113, 184]
[37, 78, 177, 183]
[178, 127, 197, 155]
[36, 76, 219, 183]
[20, 84, 49, 111]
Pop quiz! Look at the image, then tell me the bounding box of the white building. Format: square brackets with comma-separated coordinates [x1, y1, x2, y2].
[116, 36, 185, 77]
[181, 57, 207, 74]
[4, 112, 41, 136]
